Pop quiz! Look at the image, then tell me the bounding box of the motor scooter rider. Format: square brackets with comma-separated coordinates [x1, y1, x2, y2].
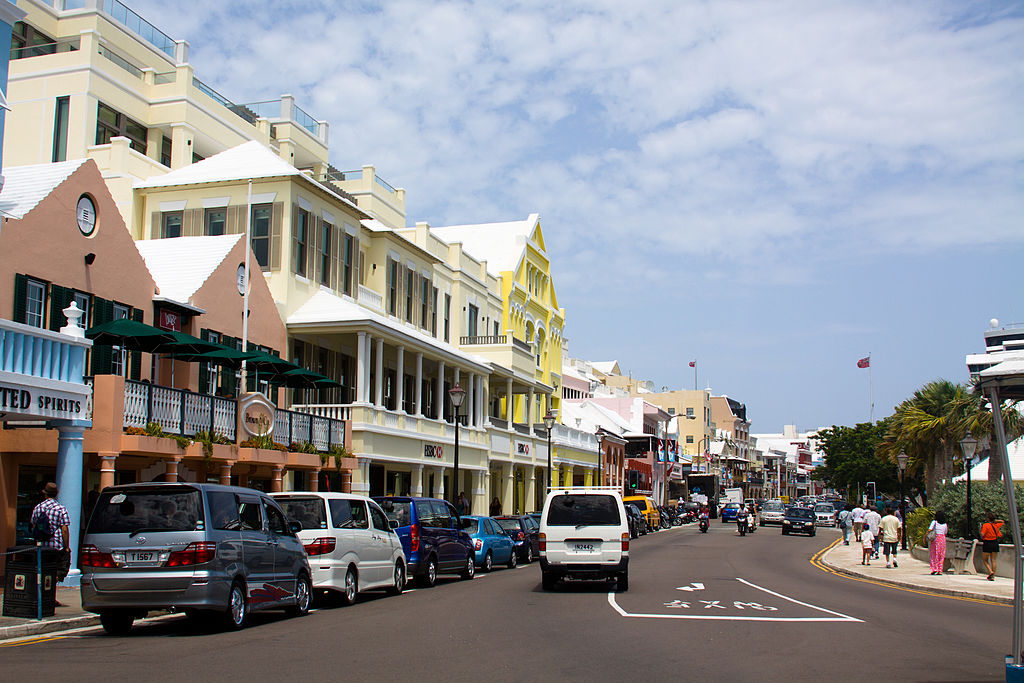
[736, 505, 748, 534]
[747, 503, 757, 533]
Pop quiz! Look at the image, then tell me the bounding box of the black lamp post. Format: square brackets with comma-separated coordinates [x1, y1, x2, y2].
[897, 450, 908, 550]
[596, 431, 605, 486]
[960, 431, 978, 540]
[544, 410, 556, 490]
[448, 383, 466, 507]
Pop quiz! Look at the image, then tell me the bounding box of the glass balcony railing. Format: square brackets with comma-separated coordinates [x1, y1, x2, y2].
[102, 0, 176, 59]
[10, 36, 80, 60]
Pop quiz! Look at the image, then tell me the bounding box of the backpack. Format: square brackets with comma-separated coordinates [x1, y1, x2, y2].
[32, 510, 52, 543]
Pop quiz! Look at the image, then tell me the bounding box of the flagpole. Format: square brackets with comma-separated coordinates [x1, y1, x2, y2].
[868, 353, 873, 423]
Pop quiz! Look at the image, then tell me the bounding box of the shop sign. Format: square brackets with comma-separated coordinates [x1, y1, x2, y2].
[515, 441, 530, 456]
[239, 393, 274, 437]
[0, 381, 89, 421]
[424, 444, 444, 458]
[158, 309, 181, 331]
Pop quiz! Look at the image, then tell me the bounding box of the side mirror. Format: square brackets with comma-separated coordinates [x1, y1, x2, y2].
[389, 519, 398, 530]
[288, 520, 302, 535]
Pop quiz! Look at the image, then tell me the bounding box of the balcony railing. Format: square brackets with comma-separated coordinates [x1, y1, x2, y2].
[338, 169, 399, 195]
[291, 404, 352, 422]
[272, 408, 343, 452]
[358, 285, 383, 311]
[513, 423, 532, 436]
[123, 379, 237, 441]
[489, 417, 508, 430]
[98, 43, 143, 78]
[511, 337, 531, 352]
[460, 335, 506, 346]
[102, 0, 176, 59]
[10, 37, 80, 60]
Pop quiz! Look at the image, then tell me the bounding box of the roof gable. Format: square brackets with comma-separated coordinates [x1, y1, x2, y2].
[430, 213, 539, 275]
[0, 159, 88, 219]
[134, 141, 300, 188]
[135, 235, 242, 304]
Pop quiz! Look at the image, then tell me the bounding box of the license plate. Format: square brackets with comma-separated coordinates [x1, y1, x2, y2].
[127, 551, 157, 564]
[572, 543, 597, 552]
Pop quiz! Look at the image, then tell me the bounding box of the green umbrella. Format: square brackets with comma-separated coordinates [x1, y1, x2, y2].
[277, 367, 338, 388]
[168, 346, 261, 366]
[153, 331, 225, 355]
[85, 319, 176, 352]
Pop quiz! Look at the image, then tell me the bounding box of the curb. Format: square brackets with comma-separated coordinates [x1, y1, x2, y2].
[0, 614, 100, 640]
[820, 547, 1012, 605]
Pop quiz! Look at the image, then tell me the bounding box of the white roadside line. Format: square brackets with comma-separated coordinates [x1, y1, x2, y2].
[735, 577, 861, 621]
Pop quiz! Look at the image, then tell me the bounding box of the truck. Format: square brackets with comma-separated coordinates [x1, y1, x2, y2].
[723, 488, 743, 505]
[687, 474, 719, 518]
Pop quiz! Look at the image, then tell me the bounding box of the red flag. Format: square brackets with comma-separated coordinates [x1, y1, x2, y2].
[857, 357, 870, 369]
[688, 360, 696, 368]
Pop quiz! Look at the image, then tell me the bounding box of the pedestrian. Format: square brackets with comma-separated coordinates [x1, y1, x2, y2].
[456, 492, 469, 516]
[837, 504, 853, 545]
[489, 496, 502, 517]
[860, 523, 875, 566]
[880, 506, 902, 568]
[30, 482, 71, 595]
[927, 511, 948, 575]
[980, 511, 1005, 581]
[851, 503, 866, 542]
[865, 505, 882, 559]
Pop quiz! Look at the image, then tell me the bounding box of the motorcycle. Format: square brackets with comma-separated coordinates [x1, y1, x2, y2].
[747, 510, 756, 534]
[736, 510, 748, 536]
[699, 514, 709, 533]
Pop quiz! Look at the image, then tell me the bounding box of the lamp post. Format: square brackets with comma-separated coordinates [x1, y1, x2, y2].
[897, 450, 908, 550]
[960, 431, 978, 540]
[544, 410, 556, 490]
[596, 431, 605, 486]
[448, 383, 466, 507]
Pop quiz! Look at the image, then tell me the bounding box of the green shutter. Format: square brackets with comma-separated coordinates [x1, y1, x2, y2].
[129, 308, 143, 380]
[221, 335, 238, 396]
[198, 328, 210, 394]
[48, 285, 68, 331]
[90, 298, 115, 375]
[12, 274, 28, 324]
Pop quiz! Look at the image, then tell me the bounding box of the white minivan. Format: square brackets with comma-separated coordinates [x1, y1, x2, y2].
[271, 492, 406, 604]
[538, 487, 629, 591]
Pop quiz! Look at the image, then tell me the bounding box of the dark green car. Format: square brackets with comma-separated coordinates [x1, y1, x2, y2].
[781, 506, 816, 536]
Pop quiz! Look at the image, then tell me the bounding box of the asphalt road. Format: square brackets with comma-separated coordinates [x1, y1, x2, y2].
[0, 521, 1009, 682]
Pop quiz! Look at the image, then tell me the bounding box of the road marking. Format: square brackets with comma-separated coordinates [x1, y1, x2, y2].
[0, 634, 69, 648]
[676, 582, 705, 592]
[607, 578, 862, 622]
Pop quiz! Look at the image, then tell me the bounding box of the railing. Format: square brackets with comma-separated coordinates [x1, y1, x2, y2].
[153, 70, 176, 84]
[338, 170, 399, 195]
[511, 337, 531, 352]
[358, 285, 383, 311]
[0, 319, 91, 384]
[460, 335, 506, 345]
[291, 404, 352, 422]
[293, 104, 318, 136]
[123, 379, 237, 441]
[374, 173, 397, 194]
[272, 408, 344, 452]
[98, 43, 143, 78]
[102, 0, 176, 59]
[239, 100, 281, 120]
[513, 423, 532, 436]
[238, 98, 320, 137]
[193, 77, 237, 110]
[489, 417, 508, 430]
[10, 37, 80, 60]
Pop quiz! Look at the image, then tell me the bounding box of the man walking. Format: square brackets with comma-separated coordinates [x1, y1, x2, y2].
[880, 506, 902, 568]
[851, 503, 866, 542]
[30, 482, 72, 589]
[865, 505, 882, 560]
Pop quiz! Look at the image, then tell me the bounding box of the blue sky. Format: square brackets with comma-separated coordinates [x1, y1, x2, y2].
[132, 0, 1024, 432]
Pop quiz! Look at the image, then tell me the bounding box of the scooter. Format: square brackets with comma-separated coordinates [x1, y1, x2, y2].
[747, 511, 756, 534]
[737, 510, 748, 536]
[699, 514, 709, 533]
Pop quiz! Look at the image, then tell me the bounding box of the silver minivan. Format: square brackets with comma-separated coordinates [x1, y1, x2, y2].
[80, 482, 311, 635]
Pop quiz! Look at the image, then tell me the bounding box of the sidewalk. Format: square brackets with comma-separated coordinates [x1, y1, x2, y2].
[821, 534, 1014, 604]
[0, 586, 99, 640]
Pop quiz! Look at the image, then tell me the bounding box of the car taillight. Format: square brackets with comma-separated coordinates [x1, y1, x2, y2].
[303, 537, 337, 556]
[166, 542, 217, 567]
[516, 531, 525, 541]
[410, 523, 420, 553]
[621, 533, 629, 552]
[473, 538, 482, 551]
[538, 532, 546, 552]
[80, 544, 116, 568]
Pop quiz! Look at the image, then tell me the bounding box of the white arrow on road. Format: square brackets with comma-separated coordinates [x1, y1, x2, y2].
[675, 582, 705, 592]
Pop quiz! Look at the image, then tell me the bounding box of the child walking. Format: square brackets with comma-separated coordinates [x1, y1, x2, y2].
[861, 524, 875, 566]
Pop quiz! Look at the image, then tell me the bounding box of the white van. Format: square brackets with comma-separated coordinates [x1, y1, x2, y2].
[538, 487, 629, 591]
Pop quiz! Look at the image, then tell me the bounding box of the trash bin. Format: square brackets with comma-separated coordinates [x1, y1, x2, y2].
[2, 545, 60, 618]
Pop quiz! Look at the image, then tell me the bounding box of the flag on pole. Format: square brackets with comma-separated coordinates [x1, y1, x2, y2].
[857, 356, 870, 369]
[688, 360, 696, 367]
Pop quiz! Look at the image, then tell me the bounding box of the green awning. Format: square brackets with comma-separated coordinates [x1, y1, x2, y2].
[85, 319, 176, 352]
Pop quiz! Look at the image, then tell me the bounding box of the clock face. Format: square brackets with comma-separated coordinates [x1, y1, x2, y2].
[76, 195, 97, 236]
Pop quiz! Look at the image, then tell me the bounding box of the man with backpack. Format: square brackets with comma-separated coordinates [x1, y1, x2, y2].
[31, 482, 71, 587]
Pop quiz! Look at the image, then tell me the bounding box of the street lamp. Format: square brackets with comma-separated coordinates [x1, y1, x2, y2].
[448, 383, 466, 507]
[596, 431, 605, 486]
[897, 450, 908, 550]
[544, 410, 556, 490]
[960, 431, 979, 539]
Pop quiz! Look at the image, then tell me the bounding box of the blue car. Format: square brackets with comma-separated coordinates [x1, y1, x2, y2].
[374, 497, 475, 587]
[720, 502, 743, 522]
[463, 515, 516, 572]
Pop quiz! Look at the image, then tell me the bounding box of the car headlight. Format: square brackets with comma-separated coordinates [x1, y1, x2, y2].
[783, 520, 791, 525]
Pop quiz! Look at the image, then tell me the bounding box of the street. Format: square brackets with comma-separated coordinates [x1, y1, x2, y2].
[0, 522, 1008, 682]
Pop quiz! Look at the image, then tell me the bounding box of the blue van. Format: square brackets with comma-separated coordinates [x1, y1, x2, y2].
[374, 497, 475, 587]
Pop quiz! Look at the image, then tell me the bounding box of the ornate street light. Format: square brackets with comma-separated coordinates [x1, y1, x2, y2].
[960, 431, 979, 539]
[544, 410, 556, 490]
[897, 450, 908, 550]
[448, 383, 466, 507]
[596, 431, 605, 486]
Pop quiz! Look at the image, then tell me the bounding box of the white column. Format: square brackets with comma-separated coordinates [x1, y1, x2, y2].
[396, 345, 405, 412]
[436, 360, 445, 420]
[415, 352, 424, 415]
[356, 332, 367, 403]
[374, 337, 384, 407]
[476, 375, 485, 427]
[363, 334, 373, 403]
[466, 372, 474, 427]
[528, 388, 535, 433]
[436, 466, 446, 501]
[354, 458, 371, 495]
[506, 378, 513, 425]
[411, 464, 424, 497]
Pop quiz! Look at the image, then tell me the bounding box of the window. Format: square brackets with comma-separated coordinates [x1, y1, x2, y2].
[348, 501, 369, 529]
[494, 320, 499, 336]
[686, 435, 694, 444]
[95, 102, 147, 154]
[238, 499, 263, 531]
[22, 278, 47, 328]
[342, 233, 354, 295]
[11, 21, 57, 59]
[251, 204, 270, 268]
[160, 136, 172, 167]
[205, 331, 221, 393]
[387, 258, 398, 316]
[162, 211, 182, 239]
[420, 276, 430, 329]
[110, 303, 130, 375]
[320, 222, 332, 286]
[204, 208, 225, 236]
[467, 303, 478, 338]
[430, 500, 453, 528]
[444, 294, 451, 342]
[73, 292, 91, 329]
[294, 208, 308, 277]
[405, 267, 414, 322]
[686, 407, 695, 419]
[52, 96, 69, 162]
[207, 491, 241, 530]
[264, 501, 288, 535]
[370, 505, 391, 533]
[431, 287, 438, 336]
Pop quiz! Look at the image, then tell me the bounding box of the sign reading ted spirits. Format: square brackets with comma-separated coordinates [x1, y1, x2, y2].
[238, 392, 275, 437]
[515, 442, 530, 456]
[0, 382, 89, 421]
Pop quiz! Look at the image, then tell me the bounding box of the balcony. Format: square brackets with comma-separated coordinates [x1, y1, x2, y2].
[10, 37, 80, 61]
[456, 335, 535, 377]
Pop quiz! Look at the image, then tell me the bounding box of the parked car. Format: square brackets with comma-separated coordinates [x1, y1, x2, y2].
[80, 482, 311, 634]
[374, 496, 475, 587]
[623, 495, 660, 530]
[720, 502, 743, 523]
[539, 487, 629, 591]
[462, 516, 517, 571]
[271, 492, 406, 604]
[493, 514, 540, 563]
[624, 503, 646, 538]
[759, 500, 787, 526]
[813, 503, 837, 527]
[782, 506, 816, 536]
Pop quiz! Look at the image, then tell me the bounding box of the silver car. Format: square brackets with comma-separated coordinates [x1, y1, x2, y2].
[759, 500, 787, 526]
[81, 483, 311, 635]
[814, 503, 836, 527]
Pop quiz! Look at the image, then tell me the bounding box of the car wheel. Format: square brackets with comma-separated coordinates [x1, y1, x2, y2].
[541, 571, 557, 591]
[617, 572, 629, 592]
[483, 551, 493, 573]
[461, 554, 475, 580]
[286, 573, 311, 617]
[781, 528, 789, 535]
[100, 610, 134, 636]
[419, 556, 438, 588]
[223, 581, 248, 631]
[810, 529, 816, 537]
[507, 548, 518, 569]
[340, 567, 358, 605]
[386, 562, 405, 596]
[525, 544, 533, 564]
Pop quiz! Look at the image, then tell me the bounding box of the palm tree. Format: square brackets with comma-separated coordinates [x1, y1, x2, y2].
[961, 384, 1024, 485]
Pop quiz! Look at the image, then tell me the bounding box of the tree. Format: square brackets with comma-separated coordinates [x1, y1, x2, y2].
[815, 421, 916, 499]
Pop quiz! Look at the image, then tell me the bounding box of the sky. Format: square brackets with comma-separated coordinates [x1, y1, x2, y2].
[129, 0, 1024, 433]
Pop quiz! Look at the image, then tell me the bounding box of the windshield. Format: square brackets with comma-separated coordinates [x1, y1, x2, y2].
[495, 518, 522, 532]
[88, 487, 204, 534]
[764, 502, 784, 511]
[787, 507, 814, 519]
[724, 503, 741, 510]
[546, 495, 621, 526]
[276, 497, 328, 529]
[815, 504, 834, 513]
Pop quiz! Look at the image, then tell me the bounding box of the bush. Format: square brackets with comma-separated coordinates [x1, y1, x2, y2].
[929, 481, 1024, 539]
[906, 507, 933, 548]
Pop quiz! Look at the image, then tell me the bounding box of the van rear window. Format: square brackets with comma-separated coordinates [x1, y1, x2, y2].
[546, 495, 621, 526]
[87, 487, 204, 534]
[277, 497, 328, 529]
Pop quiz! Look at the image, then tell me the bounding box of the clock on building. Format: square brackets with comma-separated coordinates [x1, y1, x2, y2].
[76, 195, 97, 236]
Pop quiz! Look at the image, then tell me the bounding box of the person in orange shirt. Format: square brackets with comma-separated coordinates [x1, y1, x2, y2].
[980, 511, 1005, 581]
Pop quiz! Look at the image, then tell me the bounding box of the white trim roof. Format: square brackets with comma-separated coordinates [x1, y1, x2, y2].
[135, 234, 241, 304]
[956, 438, 1024, 483]
[591, 361, 620, 375]
[0, 159, 87, 219]
[430, 213, 538, 275]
